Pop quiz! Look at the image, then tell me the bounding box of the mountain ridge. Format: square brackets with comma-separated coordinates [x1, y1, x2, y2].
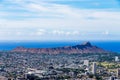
[11, 41, 110, 54]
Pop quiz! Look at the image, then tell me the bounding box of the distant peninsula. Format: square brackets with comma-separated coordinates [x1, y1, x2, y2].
[11, 42, 110, 54]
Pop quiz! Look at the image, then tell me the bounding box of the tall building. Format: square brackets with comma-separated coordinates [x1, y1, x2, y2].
[92, 62, 96, 74]
[115, 56, 119, 62]
[109, 76, 115, 80]
[84, 60, 89, 66]
[117, 68, 120, 77]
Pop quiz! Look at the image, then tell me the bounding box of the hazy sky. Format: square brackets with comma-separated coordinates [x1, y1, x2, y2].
[0, 0, 120, 41]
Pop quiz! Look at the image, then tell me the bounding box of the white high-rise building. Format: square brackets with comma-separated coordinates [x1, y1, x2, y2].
[92, 62, 96, 74]
[115, 56, 119, 62]
[84, 60, 89, 66]
[109, 76, 115, 80]
[117, 68, 120, 77]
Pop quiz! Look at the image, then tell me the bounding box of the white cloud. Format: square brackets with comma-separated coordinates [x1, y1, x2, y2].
[52, 30, 65, 35]
[51, 30, 80, 36]
[72, 31, 80, 35]
[16, 32, 22, 35]
[36, 29, 46, 35]
[102, 30, 109, 35]
[1, 0, 83, 18]
[0, 0, 120, 40]
[27, 3, 49, 12]
[91, 11, 120, 20]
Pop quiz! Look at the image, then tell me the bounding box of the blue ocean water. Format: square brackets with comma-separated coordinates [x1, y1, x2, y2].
[0, 41, 120, 52]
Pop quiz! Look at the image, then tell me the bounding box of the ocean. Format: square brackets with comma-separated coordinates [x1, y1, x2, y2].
[0, 41, 120, 52]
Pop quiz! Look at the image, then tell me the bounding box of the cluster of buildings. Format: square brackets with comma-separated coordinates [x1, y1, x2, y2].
[0, 52, 120, 80]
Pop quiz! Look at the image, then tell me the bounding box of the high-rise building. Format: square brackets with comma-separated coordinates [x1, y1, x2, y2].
[109, 76, 115, 80]
[115, 56, 119, 62]
[84, 60, 89, 66]
[92, 62, 96, 74]
[117, 68, 120, 77]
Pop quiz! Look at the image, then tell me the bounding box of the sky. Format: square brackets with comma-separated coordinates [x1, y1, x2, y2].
[0, 0, 120, 41]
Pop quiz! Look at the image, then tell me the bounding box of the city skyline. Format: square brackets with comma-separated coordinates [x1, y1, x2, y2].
[0, 0, 120, 41]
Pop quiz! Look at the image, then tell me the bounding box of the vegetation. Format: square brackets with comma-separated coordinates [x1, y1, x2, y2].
[98, 62, 120, 69]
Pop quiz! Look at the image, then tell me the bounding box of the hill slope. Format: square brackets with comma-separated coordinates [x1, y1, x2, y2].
[11, 42, 110, 54]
